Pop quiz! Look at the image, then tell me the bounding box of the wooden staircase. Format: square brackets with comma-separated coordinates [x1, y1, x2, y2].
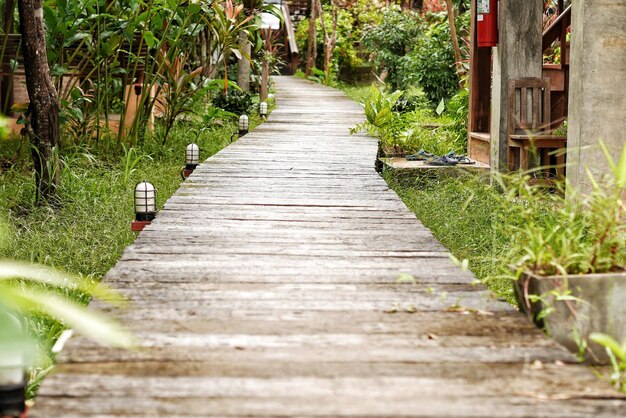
[542, 5, 572, 128]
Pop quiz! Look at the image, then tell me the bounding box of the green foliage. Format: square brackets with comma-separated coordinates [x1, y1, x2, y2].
[590, 333, 626, 393]
[387, 143, 626, 306]
[0, 262, 132, 349]
[350, 85, 403, 151]
[361, 7, 467, 105]
[350, 85, 465, 156]
[362, 8, 422, 90]
[295, 6, 358, 82]
[398, 14, 459, 104]
[500, 146, 626, 277]
[37, 0, 255, 146]
[211, 88, 254, 114]
[445, 87, 469, 147]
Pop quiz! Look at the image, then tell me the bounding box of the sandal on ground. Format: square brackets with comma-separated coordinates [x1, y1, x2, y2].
[406, 149, 434, 161]
[428, 156, 458, 166]
[444, 151, 476, 165]
[455, 155, 476, 165]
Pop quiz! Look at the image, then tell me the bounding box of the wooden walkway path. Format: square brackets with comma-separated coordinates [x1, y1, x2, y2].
[34, 77, 625, 417]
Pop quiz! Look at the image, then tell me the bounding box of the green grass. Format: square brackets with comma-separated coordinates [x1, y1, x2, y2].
[333, 82, 371, 105]
[0, 112, 264, 394]
[386, 171, 515, 302]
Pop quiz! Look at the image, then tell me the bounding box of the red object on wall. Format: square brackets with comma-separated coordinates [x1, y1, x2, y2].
[477, 0, 498, 47]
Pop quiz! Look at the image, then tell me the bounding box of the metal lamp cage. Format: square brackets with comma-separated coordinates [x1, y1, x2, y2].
[239, 114, 249, 133]
[259, 101, 268, 117]
[186, 143, 200, 168]
[134, 180, 157, 221]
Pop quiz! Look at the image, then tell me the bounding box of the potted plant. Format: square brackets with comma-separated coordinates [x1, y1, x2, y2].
[503, 143, 626, 365]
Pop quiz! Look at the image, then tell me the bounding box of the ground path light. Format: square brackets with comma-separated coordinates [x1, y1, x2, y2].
[238, 114, 249, 137]
[0, 313, 26, 418]
[183, 144, 200, 178]
[259, 102, 268, 119]
[132, 180, 156, 232]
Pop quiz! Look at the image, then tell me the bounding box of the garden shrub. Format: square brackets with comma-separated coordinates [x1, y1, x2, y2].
[212, 89, 254, 114]
[398, 14, 459, 105]
[362, 8, 422, 90]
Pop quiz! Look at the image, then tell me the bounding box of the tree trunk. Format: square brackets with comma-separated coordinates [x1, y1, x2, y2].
[304, 4, 317, 77]
[1, 0, 15, 115]
[444, 0, 463, 82]
[236, 30, 251, 92]
[316, 0, 337, 85]
[18, 0, 61, 204]
[260, 55, 269, 101]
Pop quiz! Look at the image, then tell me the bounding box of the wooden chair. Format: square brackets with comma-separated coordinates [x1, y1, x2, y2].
[508, 77, 567, 178]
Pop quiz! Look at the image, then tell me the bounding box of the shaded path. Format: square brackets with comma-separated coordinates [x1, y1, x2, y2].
[34, 77, 624, 417]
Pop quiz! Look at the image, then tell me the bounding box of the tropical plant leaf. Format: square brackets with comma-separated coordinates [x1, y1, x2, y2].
[0, 285, 134, 349]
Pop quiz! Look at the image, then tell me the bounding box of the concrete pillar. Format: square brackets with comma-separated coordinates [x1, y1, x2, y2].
[490, 0, 543, 171]
[566, 0, 626, 196]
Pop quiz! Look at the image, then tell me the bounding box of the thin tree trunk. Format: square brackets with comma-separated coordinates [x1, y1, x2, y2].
[260, 55, 269, 101]
[18, 0, 61, 204]
[316, 0, 337, 85]
[444, 0, 463, 82]
[304, 3, 317, 77]
[236, 30, 251, 92]
[2, 0, 15, 115]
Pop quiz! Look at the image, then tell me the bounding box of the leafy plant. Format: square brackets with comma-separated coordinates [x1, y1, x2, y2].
[212, 88, 254, 114]
[350, 85, 403, 150]
[503, 143, 626, 277]
[209, 0, 254, 92]
[362, 8, 422, 90]
[398, 14, 460, 105]
[590, 333, 626, 393]
[351, 85, 465, 156]
[0, 252, 133, 395]
[155, 53, 205, 145]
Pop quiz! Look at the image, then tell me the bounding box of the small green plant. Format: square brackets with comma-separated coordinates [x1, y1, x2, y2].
[502, 145, 626, 278]
[0, 253, 133, 395]
[350, 85, 465, 156]
[155, 54, 206, 145]
[590, 333, 626, 393]
[212, 88, 254, 114]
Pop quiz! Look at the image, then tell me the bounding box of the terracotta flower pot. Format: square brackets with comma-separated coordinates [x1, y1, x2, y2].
[513, 271, 626, 365]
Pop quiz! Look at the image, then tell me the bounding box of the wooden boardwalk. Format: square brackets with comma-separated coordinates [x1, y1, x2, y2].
[33, 77, 625, 417]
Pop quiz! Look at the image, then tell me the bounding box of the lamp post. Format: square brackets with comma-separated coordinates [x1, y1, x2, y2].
[238, 114, 249, 137]
[0, 313, 26, 418]
[183, 144, 200, 178]
[131, 180, 156, 232]
[259, 101, 268, 119]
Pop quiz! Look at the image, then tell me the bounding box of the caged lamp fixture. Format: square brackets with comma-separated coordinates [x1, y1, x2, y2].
[183, 143, 200, 178]
[259, 101, 268, 119]
[0, 313, 26, 418]
[131, 180, 156, 232]
[238, 114, 249, 137]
